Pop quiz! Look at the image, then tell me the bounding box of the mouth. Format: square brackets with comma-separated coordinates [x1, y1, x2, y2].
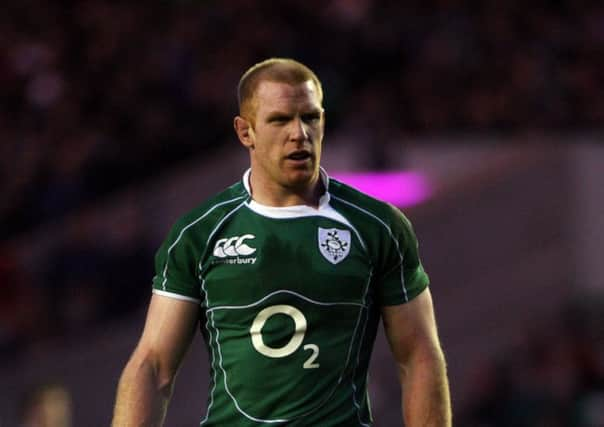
[286, 150, 312, 161]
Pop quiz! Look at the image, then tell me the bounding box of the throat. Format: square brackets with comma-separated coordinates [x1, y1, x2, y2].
[249, 172, 324, 208]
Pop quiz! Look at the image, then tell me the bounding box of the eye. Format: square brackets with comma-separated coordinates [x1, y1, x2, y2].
[268, 115, 290, 124]
[302, 113, 321, 123]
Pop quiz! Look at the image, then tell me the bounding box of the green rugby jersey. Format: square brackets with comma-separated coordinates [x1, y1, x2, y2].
[152, 169, 429, 426]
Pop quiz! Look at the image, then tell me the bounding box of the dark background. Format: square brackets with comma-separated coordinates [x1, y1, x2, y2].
[1, 1, 603, 426]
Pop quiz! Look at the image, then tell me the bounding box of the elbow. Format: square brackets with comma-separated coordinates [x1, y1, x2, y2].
[399, 343, 448, 380]
[155, 364, 177, 398]
[126, 348, 178, 397]
[416, 344, 447, 371]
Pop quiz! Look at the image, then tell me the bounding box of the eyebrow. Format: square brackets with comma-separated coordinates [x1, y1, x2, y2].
[265, 107, 323, 119]
[265, 112, 292, 122]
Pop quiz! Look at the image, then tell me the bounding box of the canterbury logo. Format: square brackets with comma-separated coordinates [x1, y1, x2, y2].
[213, 234, 256, 258]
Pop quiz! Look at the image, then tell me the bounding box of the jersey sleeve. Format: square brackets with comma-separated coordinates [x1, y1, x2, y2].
[151, 218, 202, 303]
[374, 205, 429, 306]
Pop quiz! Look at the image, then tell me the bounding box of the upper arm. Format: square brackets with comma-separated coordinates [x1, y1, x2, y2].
[381, 288, 444, 373]
[132, 293, 200, 377]
[374, 205, 429, 306]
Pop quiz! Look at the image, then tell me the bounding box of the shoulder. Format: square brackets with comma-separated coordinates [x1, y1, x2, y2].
[169, 181, 248, 238]
[328, 178, 411, 232]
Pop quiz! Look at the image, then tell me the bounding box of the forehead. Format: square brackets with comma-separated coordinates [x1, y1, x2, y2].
[254, 80, 322, 115]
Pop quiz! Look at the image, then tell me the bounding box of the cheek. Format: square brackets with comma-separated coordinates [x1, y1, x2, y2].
[310, 124, 323, 140]
[253, 135, 280, 159]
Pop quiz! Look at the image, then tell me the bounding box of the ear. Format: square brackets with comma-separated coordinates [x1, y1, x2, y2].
[234, 116, 254, 149]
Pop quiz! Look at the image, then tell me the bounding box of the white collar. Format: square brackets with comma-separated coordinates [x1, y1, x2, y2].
[242, 167, 333, 218]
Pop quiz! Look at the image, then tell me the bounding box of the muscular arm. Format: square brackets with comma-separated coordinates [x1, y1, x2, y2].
[382, 289, 451, 427]
[112, 294, 200, 427]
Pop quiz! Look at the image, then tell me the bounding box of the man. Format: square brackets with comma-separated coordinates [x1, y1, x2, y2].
[112, 58, 451, 426]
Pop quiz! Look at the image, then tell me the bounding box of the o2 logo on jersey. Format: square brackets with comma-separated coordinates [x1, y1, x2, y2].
[213, 234, 256, 257]
[318, 227, 351, 264]
[250, 305, 320, 369]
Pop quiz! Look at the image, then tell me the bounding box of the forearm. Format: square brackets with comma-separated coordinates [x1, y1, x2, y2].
[400, 349, 451, 427]
[112, 356, 174, 427]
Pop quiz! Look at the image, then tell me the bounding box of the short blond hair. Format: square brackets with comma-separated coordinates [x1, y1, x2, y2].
[237, 58, 324, 120]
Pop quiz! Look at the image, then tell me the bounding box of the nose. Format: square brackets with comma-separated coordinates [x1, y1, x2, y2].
[289, 117, 308, 142]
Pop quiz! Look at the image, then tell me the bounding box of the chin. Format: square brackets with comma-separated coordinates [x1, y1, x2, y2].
[285, 169, 318, 189]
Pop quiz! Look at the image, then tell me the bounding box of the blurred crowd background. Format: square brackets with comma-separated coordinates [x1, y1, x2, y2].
[1, 0, 603, 426]
[460, 299, 604, 426]
[3, 0, 604, 239]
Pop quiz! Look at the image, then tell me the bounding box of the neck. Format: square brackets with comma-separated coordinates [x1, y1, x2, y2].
[247, 170, 323, 208]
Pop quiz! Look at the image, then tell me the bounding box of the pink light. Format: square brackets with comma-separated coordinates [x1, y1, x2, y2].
[331, 171, 431, 208]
